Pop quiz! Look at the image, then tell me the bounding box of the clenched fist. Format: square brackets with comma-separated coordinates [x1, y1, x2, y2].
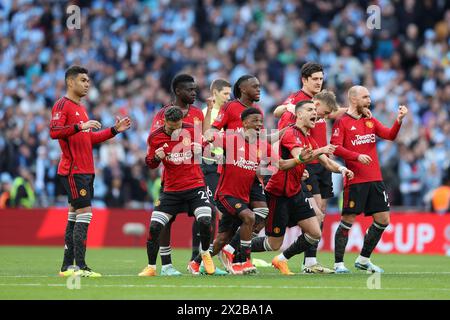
[397, 105, 408, 123]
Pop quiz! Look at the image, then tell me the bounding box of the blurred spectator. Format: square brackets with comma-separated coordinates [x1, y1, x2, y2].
[0, 172, 12, 208]
[10, 167, 36, 208]
[398, 145, 424, 207]
[105, 177, 125, 208]
[431, 169, 450, 214]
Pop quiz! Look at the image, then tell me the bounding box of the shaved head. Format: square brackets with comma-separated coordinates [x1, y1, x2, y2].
[347, 86, 366, 100]
[347, 85, 371, 114]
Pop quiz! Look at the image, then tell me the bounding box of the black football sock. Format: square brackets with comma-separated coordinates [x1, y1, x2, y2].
[146, 211, 170, 266]
[226, 213, 265, 252]
[228, 229, 241, 252]
[195, 208, 212, 252]
[304, 221, 323, 261]
[191, 220, 201, 261]
[160, 246, 172, 266]
[361, 222, 388, 258]
[146, 220, 165, 265]
[334, 221, 352, 263]
[73, 213, 92, 269]
[240, 240, 252, 262]
[251, 236, 273, 252]
[283, 233, 319, 260]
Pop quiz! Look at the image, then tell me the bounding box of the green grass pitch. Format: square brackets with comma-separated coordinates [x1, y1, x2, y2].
[0, 246, 449, 300]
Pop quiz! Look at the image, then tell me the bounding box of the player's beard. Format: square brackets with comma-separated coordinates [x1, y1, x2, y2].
[357, 103, 369, 115]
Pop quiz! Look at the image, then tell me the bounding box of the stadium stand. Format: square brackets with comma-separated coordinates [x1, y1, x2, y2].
[0, 0, 448, 211]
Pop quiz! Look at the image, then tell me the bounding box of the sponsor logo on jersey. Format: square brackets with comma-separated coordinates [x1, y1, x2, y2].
[163, 143, 169, 148]
[233, 157, 258, 171]
[351, 134, 376, 146]
[75, 111, 80, 116]
[166, 151, 193, 163]
[365, 121, 374, 128]
[351, 126, 357, 131]
[52, 112, 61, 120]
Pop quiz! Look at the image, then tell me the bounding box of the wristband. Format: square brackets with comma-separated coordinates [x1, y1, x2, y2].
[111, 126, 119, 136]
[297, 154, 305, 163]
[338, 166, 346, 174]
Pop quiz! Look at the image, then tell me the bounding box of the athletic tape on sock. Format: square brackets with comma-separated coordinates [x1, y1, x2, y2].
[339, 221, 352, 230]
[253, 207, 269, 219]
[304, 233, 320, 246]
[151, 211, 171, 226]
[68, 212, 77, 222]
[194, 206, 212, 220]
[373, 222, 388, 230]
[263, 237, 273, 251]
[240, 240, 251, 246]
[76, 213, 92, 224]
[159, 246, 172, 256]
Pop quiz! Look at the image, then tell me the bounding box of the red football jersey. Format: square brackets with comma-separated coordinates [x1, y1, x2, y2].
[215, 133, 272, 203]
[266, 126, 318, 197]
[212, 100, 264, 132]
[49, 97, 116, 175]
[150, 104, 204, 132]
[149, 104, 204, 184]
[145, 124, 205, 192]
[330, 113, 402, 185]
[277, 90, 313, 130]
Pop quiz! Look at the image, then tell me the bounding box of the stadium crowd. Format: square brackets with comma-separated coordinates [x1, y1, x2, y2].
[0, 0, 449, 212]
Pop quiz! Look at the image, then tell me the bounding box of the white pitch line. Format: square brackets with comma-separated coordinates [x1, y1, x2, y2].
[1, 271, 450, 278]
[0, 283, 449, 292]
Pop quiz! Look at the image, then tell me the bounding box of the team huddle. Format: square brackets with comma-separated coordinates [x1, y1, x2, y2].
[51, 63, 408, 278]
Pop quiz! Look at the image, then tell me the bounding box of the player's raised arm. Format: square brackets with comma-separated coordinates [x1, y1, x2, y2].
[273, 102, 295, 118]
